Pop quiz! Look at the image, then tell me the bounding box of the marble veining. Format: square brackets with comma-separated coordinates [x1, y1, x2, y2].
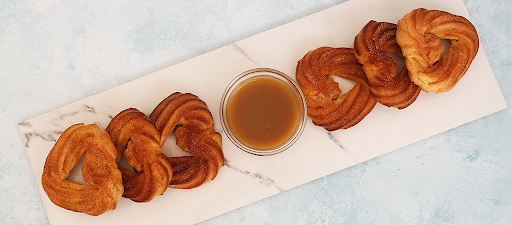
[327, 132, 347, 151]
[21, 105, 100, 147]
[224, 158, 285, 193]
[15, 0, 507, 224]
[20, 126, 61, 148]
[228, 43, 259, 66]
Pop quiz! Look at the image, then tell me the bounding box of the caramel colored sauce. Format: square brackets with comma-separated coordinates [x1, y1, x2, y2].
[227, 77, 299, 149]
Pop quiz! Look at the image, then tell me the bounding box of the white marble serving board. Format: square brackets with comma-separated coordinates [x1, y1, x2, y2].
[19, 0, 507, 224]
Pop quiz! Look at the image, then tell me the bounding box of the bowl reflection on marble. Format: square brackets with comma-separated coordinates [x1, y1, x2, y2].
[220, 68, 307, 156]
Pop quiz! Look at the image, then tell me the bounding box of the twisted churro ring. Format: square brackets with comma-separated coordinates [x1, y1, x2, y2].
[42, 124, 123, 216]
[150, 92, 224, 189]
[396, 8, 479, 93]
[354, 20, 421, 109]
[106, 108, 173, 202]
[296, 47, 377, 131]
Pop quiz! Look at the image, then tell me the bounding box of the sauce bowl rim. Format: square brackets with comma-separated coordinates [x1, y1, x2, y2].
[219, 68, 308, 156]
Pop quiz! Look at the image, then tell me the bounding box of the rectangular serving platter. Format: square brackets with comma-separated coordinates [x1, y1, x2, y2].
[19, 0, 507, 224]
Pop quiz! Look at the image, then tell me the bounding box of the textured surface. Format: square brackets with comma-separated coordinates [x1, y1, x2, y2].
[1, 0, 511, 225]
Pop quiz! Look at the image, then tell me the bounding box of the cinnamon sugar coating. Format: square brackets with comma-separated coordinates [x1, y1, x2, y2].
[42, 124, 123, 216]
[396, 8, 479, 93]
[150, 92, 224, 189]
[354, 20, 421, 108]
[106, 108, 173, 202]
[296, 47, 377, 131]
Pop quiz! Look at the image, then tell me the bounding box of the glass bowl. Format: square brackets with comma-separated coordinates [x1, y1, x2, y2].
[220, 68, 307, 156]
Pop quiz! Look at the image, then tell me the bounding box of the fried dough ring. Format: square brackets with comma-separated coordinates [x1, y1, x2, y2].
[42, 123, 123, 216]
[396, 8, 479, 93]
[106, 108, 173, 202]
[296, 47, 377, 131]
[150, 92, 224, 189]
[354, 20, 421, 109]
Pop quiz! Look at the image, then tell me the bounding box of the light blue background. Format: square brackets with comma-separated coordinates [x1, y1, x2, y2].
[1, 0, 511, 224]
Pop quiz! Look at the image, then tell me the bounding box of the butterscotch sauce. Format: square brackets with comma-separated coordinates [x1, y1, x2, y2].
[227, 77, 300, 149]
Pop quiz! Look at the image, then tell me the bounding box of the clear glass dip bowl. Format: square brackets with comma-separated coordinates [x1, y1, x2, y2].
[220, 68, 307, 156]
